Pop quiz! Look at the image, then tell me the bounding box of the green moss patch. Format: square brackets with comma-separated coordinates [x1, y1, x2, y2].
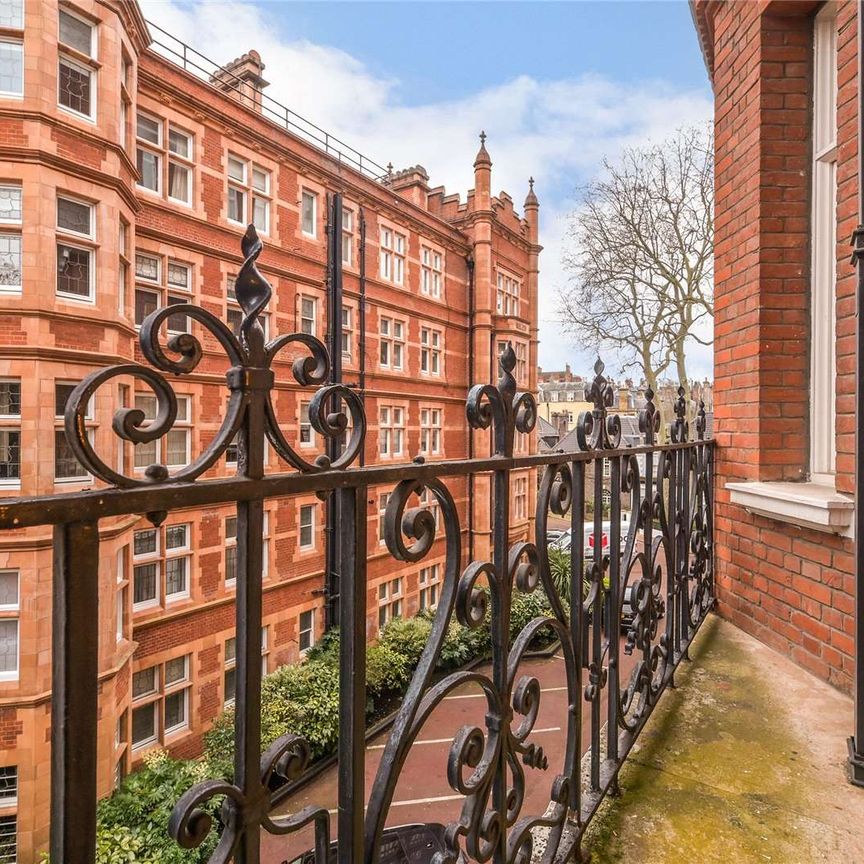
[585, 617, 824, 864]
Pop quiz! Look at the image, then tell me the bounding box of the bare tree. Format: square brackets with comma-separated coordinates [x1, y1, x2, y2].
[558, 125, 713, 415]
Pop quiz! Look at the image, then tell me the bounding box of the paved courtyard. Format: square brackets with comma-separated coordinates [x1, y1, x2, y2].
[264, 631, 639, 863]
[261, 615, 864, 862]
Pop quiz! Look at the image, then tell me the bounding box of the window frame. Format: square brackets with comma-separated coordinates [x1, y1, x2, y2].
[57, 8, 97, 122]
[379, 315, 406, 371]
[56, 195, 95, 303]
[0, 38, 24, 100]
[0, 570, 19, 682]
[299, 608, 315, 653]
[810, 3, 839, 481]
[299, 503, 315, 550]
[301, 189, 317, 238]
[0, 184, 21, 296]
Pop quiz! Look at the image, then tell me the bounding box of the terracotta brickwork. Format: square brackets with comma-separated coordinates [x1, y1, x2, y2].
[694, 0, 857, 696]
[0, 1, 540, 859]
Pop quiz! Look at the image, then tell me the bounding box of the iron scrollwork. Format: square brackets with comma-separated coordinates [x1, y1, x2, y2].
[64, 225, 366, 490]
[49, 226, 714, 862]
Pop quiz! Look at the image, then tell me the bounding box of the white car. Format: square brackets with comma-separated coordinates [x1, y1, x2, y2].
[550, 512, 631, 559]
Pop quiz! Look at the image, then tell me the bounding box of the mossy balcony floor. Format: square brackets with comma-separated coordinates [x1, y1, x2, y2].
[584, 616, 864, 863]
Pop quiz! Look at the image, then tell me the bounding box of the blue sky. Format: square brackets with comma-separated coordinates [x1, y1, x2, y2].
[260, 1, 709, 105]
[142, 0, 713, 379]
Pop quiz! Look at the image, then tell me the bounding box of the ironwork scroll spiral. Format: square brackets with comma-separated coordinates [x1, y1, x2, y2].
[62, 226, 366, 489]
[577, 358, 622, 452]
[168, 733, 330, 864]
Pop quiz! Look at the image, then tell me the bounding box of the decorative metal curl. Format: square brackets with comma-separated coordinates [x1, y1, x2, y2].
[466, 342, 536, 457]
[577, 358, 622, 451]
[62, 225, 368, 489]
[168, 732, 328, 864]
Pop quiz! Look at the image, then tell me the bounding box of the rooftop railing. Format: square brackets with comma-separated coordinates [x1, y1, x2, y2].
[145, 20, 392, 182]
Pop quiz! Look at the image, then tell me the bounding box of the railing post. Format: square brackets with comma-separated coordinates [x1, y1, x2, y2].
[337, 485, 367, 864]
[570, 458, 585, 827]
[607, 456, 621, 769]
[51, 520, 100, 864]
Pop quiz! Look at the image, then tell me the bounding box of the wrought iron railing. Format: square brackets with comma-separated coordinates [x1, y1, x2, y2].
[0, 228, 713, 863]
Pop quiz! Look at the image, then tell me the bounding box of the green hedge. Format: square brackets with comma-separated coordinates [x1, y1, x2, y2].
[42, 750, 219, 864]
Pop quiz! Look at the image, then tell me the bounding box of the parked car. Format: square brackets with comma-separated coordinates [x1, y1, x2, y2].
[284, 823, 466, 864]
[549, 513, 641, 630]
[549, 512, 631, 559]
[546, 528, 566, 545]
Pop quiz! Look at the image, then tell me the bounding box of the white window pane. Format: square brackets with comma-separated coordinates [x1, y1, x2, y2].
[0, 234, 21, 291]
[227, 156, 245, 182]
[0, 1, 23, 29]
[166, 429, 188, 466]
[132, 666, 156, 697]
[57, 197, 91, 236]
[167, 261, 190, 289]
[168, 161, 190, 202]
[228, 187, 245, 222]
[131, 703, 156, 746]
[168, 128, 191, 158]
[59, 10, 93, 56]
[165, 690, 187, 732]
[252, 167, 268, 192]
[0, 620, 17, 674]
[137, 149, 160, 192]
[137, 114, 160, 145]
[135, 253, 159, 282]
[0, 40, 23, 96]
[58, 55, 91, 117]
[301, 192, 315, 234]
[165, 557, 187, 595]
[165, 524, 187, 549]
[0, 186, 21, 223]
[164, 655, 187, 685]
[56, 244, 91, 298]
[253, 196, 268, 231]
[0, 572, 17, 608]
[133, 563, 157, 603]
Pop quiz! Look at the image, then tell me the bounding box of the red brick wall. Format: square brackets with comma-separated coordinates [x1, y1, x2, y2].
[700, 0, 857, 693]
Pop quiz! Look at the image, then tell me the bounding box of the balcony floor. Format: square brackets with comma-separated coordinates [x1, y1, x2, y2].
[584, 616, 864, 863]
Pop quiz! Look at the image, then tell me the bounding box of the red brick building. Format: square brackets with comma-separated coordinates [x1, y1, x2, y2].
[0, 1, 540, 858]
[692, 0, 857, 693]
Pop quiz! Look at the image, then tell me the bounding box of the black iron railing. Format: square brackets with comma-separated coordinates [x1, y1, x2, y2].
[0, 228, 713, 863]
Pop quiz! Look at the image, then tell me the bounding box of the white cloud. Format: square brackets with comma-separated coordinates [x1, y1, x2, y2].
[140, 0, 713, 379]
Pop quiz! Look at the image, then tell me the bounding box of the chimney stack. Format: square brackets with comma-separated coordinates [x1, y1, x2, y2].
[211, 49, 269, 113]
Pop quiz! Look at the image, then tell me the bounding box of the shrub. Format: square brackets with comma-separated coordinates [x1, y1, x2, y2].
[366, 641, 412, 698]
[378, 616, 433, 668]
[41, 750, 221, 863]
[203, 659, 341, 779]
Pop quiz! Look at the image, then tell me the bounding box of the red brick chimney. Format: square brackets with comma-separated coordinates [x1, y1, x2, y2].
[387, 165, 430, 208]
[211, 49, 269, 113]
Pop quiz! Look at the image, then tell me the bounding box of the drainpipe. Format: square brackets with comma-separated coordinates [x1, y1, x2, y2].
[849, 0, 864, 788]
[466, 253, 475, 562]
[358, 207, 367, 468]
[324, 193, 343, 632]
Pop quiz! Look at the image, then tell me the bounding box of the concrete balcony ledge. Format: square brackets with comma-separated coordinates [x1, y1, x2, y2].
[726, 480, 854, 536]
[583, 617, 864, 862]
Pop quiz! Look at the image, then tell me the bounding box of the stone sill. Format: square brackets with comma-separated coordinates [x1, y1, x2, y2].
[725, 480, 854, 537]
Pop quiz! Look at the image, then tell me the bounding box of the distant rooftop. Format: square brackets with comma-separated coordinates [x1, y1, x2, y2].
[145, 20, 391, 181]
